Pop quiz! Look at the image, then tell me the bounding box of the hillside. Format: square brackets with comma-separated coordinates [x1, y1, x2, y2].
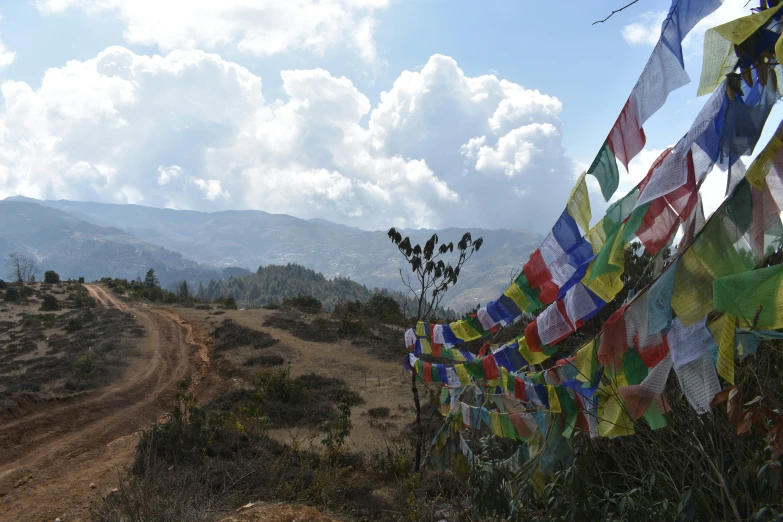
[202, 262, 448, 314]
[7, 197, 541, 310]
[0, 200, 250, 287]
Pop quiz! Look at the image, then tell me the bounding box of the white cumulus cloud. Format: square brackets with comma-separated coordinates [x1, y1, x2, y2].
[0, 48, 576, 232]
[34, 0, 389, 63]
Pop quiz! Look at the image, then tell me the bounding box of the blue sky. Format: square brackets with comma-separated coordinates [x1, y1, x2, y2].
[0, 0, 775, 232]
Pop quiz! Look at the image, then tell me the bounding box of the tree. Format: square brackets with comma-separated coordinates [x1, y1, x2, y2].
[144, 268, 160, 288]
[6, 252, 37, 283]
[174, 280, 190, 299]
[44, 270, 60, 284]
[387, 228, 483, 473]
[387, 229, 483, 321]
[196, 281, 207, 301]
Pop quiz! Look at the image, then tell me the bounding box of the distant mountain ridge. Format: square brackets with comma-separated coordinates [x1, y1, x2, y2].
[2, 197, 542, 310]
[0, 200, 250, 287]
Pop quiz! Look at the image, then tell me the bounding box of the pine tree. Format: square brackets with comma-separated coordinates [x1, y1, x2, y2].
[144, 268, 160, 288]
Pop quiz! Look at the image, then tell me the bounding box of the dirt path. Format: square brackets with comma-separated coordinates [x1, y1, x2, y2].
[0, 285, 206, 522]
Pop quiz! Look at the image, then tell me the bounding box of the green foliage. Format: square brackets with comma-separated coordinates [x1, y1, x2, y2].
[320, 396, 352, 456]
[281, 293, 323, 313]
[39, 293, 60, 311]
[387, 228, 482, 321]
[19, 285, 33, 298]
[73, 353, 96, 382]
[3, 285, 19, 302]
[43, 270, 60, 284]
[213, 296, 237, 309]
[144, 268, 159, 288]
[65, 317, 83, 332]
[78, 276, 85, 283]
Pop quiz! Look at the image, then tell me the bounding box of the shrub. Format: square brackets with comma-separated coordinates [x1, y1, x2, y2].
[78, 276, 85, 283]
[0, 279, 6, 290]
[339, 317, 370, 337]
[44, 270, 60, 284]
[19, 285, 33, 298]
[281, 293, 323, 313]
[363, 294, 402, 321]
[333, 299, 363, 317]
[40, 294, 60, 311]
[367, 407, 390, 419]
[73, 353, 96, 382]
[214, 297, 237, 310]
[243, 355, 285, 367]
[4, 286, 19, 302]
[65, 317, 83, 332]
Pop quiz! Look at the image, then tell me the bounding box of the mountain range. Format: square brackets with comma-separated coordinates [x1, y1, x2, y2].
[1, 197, 541, 310]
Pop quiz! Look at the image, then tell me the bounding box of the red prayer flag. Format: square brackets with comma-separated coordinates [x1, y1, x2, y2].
[481, 355, 500, 380]
[598, 306, 627, 368]
[525, 319, 543, 352]
[608, 95, 646, 170]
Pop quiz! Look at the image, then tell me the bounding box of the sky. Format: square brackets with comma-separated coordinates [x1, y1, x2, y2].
[0, 0, 778, 233]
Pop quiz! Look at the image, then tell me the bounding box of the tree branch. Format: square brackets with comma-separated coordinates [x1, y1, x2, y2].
[593, 0, 640, 25]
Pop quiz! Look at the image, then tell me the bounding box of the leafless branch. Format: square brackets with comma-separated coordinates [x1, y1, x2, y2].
[592, 0, 641, 25]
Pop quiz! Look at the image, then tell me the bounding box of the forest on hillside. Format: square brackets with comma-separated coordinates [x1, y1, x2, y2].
[199, 263, 455, 317]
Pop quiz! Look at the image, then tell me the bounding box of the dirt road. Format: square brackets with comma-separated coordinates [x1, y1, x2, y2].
[0, 285, 207, 522]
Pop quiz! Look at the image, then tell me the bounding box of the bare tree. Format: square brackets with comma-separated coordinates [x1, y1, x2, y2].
[6, 251, 37, 283]
[387, 228, 483, 473]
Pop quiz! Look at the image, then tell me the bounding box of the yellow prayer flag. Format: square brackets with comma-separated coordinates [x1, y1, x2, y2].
[567, 172, 592, 234]
[574, 340, 596, 383]
[415, 321, 426, 337]
[710, 314, 736, 385]
[489, 412, 504, 437]
[518, 336, 551, 365]
[747, 134, 783, 189]
[449, 320, 482, 341]
[547, 386, 562, 414]
[503, 282, 530, 313]
[699, 4, 783, 96]
[454, 364, 471, 385]
[585, 220, 607, 255]
[597, 393, 635, 438]
[420, 338, 433, 355]
[586, 269, 624, 303]
[608, 224, 626, 270]
[671, 250, 714, 326]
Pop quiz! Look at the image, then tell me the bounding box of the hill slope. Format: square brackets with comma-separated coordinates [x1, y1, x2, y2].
[9, 197, 541, 310]
[0, 200, 249, 286]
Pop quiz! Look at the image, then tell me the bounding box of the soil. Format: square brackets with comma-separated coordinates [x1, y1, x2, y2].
[0, 285, 211, 522]
[0, 291, 420, 521]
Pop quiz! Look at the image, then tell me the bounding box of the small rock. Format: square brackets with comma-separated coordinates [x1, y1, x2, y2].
[54, 518, 60, 522]
[237, 502, 255, 512]
[89, 482, 96, 489]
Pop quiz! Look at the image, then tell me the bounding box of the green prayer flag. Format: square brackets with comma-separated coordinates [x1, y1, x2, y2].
[588, 140, 620, 202]
[465, 316, 488, 338]
[513, 272, 543, 311]
[643, 398, 667, 430]
[714, 263, 783, 328]
[623, 348, 648, 386]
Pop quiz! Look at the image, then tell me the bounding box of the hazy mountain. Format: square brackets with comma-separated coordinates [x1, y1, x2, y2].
[0, 200, 250, 286]
[4, 197, 542, 310]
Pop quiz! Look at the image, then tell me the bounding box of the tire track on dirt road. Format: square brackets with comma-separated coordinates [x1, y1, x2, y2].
[0, 284, 208, 522]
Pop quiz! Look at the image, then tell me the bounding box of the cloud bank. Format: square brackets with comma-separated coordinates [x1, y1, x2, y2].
[0, 47, 579, 231]
[35, 0, 390, 63]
